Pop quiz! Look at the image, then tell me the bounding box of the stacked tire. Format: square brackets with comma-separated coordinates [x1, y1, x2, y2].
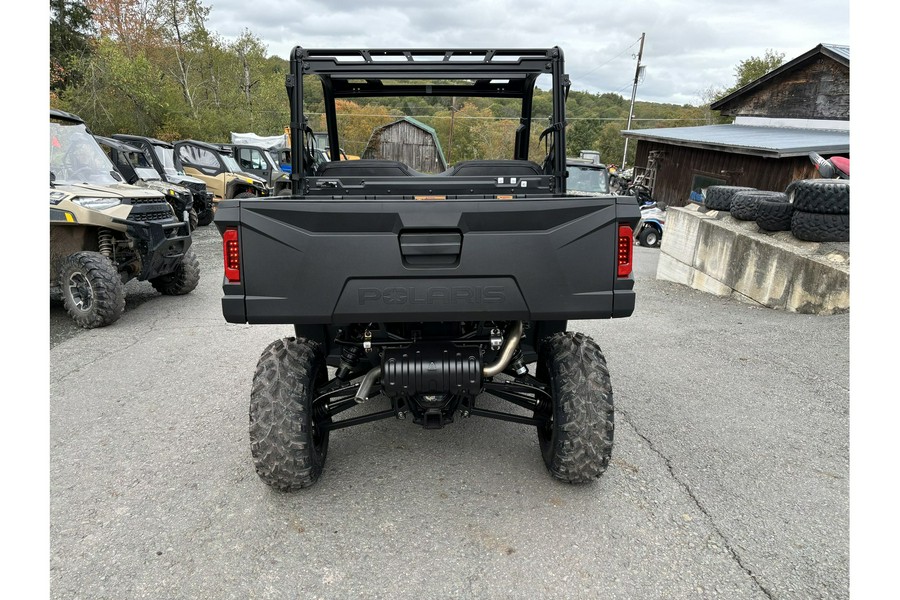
[729, 190, 789, 222]
[789, 179, 850, 242]
[704, 185, 758, 212]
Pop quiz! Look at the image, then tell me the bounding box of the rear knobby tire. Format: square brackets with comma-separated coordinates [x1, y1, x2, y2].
[790, 179, 850, 214]
[249, 337, 330, 491]
[703, 185, 757, 211]
[729, 190, 787, 221]
[58, 251, 126, 329]
[149, 247, 200, 295]
[756, 199, 794, 232]
[537, 332, 614, 483]
[791, 210, 850, 242]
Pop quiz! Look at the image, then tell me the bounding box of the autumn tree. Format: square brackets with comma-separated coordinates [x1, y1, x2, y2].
[85, 0, 163, 55]
[331, 100, 398, 156]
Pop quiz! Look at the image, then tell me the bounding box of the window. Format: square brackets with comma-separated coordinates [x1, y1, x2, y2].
[180, 144, 219, 168]
[690, 173, 726, 204]
[238, 148, 266, 170]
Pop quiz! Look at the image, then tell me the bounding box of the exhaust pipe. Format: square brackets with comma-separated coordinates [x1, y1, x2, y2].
[483, 321, 524, 378]
[354, 366, 382, 403]
[354, 320, 523, 402]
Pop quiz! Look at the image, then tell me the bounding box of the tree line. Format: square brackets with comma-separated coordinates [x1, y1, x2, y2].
[50, 1, 781, 167]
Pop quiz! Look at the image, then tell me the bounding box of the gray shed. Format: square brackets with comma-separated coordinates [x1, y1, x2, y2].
[362, 117, 448, 173]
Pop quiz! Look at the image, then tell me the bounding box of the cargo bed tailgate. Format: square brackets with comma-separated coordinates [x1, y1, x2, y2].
[216, 196, 639, 324]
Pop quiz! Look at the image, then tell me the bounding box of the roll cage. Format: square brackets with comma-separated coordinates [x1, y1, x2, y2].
[286, 47, 571, 195]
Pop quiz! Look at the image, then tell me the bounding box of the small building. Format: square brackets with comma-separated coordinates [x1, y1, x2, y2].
[621, 43, 849, 207]
[362, 117, 448, 173]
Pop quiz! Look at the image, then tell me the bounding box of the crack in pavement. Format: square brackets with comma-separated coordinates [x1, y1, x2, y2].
[618, 409, 777, 600]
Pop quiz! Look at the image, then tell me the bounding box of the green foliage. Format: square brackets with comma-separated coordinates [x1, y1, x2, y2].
[708, 49, 787, 101]
[50, 0, 95, 94]
[51, 2, 711, 164]
[733, 49, 785, 89]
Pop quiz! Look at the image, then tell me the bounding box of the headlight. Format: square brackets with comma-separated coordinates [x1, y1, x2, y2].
[49, 191, 66, 205]
[72, 197, 121, 210]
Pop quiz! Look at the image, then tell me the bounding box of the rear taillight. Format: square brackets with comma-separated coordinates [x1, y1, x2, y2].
[223, 228, 240, 282]
[617, 224, 633, 277]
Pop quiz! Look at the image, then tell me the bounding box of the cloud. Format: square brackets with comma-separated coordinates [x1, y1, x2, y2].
[205, 0, 850, 105]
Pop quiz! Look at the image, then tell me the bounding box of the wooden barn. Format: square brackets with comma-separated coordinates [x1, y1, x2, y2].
[621, 43, 850, 207]
[362, 117, 448, 173]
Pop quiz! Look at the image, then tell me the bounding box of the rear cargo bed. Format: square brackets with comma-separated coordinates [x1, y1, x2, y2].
[216, 195, 639, 325]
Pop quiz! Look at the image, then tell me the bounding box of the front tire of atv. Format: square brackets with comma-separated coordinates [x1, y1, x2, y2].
[536, 332, 614, 483]
[149, 247, 200, 295]
[59, 251, 126, 329]
[638, 227, 659, 248]
[188, 207, 199, 231]
[249, 337, 331, 491]
[196, 206, 214, 227]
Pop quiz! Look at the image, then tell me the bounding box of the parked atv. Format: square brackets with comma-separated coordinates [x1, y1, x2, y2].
[222, 142, 291, 195]
[95, 135, 198, 230]
[50, 109, 200, 329]
[111, 134, 215, 226]
[173, 140, 270, 210]
[566, 157, 612, 195]
[635, 202, 666, 247]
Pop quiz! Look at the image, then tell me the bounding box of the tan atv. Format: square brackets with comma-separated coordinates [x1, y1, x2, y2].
[173, 140, 269, 211]
[50, 109, 200, 329]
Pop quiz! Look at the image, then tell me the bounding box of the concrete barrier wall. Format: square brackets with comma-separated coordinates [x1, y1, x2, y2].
[656, 205, 849, 315]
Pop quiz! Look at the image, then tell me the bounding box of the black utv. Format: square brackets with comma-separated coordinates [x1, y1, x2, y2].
[110, 134, 215, 226]
[95, 135, 198, 230]
[216, 47, 639, 490]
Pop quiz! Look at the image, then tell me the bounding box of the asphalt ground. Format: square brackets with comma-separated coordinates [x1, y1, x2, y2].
[47, 224, 850, 599]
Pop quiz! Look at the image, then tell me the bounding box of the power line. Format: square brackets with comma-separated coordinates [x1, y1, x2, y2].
[570, 36, 643, 82]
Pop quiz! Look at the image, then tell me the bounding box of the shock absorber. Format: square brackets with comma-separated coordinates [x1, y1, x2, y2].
[98, 228, 114, 257]
[336, 344, 363, 380]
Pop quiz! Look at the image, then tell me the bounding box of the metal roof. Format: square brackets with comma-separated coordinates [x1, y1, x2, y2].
[620, 124, 849, 158]
[823, 44, 850, 61]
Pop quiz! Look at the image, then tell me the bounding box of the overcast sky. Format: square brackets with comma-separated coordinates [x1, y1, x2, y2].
[204, 0, 850, 106]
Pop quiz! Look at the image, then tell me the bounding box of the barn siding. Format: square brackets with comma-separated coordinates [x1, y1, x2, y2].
[634, 141, 833, 207]
[718, 57, 849, 120]
[363, 121, 446, 173]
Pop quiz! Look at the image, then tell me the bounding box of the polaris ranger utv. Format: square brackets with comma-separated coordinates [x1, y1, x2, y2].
[111, 134, 215, 227]
[215, 47, 639, 490]
[222, 142, 292, 196]
[50, 109, 199, 328]
[173, 139, 270, 209]
[95, 135, 198, 230]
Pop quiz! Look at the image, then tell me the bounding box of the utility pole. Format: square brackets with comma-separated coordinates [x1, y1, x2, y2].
[621, 32, 645, 169]
[447, 97, 457, 163]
